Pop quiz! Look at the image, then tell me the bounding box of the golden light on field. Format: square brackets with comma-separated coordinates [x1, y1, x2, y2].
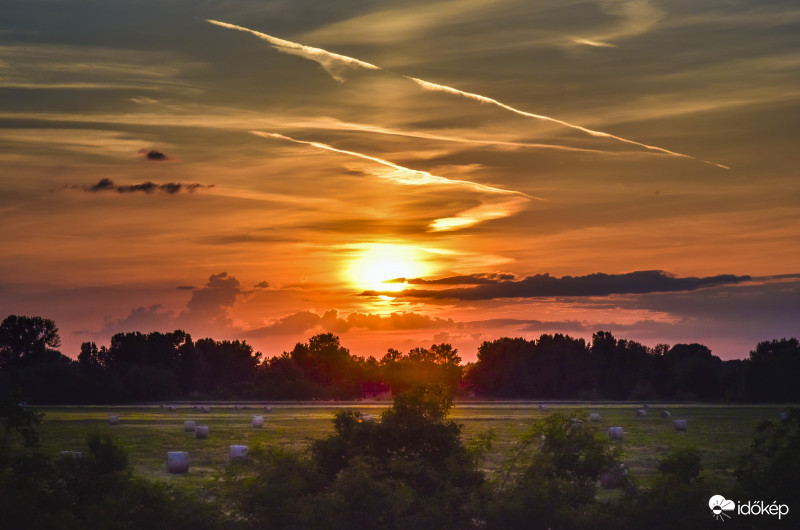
[347, 243, 432, 297]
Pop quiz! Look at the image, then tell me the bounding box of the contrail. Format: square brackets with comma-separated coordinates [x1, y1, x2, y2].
[250, 131, 536, 231]
[208, 19, 729, 169]
[206, 19, 380, 81]
[251, 131, 532, 196]
[406, 77, 730, 169]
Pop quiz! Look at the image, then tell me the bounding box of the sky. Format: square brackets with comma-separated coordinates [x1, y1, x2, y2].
[1, 0, 798, 362]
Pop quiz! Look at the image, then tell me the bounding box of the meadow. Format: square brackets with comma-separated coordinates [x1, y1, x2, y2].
[23, 402, 792, 493]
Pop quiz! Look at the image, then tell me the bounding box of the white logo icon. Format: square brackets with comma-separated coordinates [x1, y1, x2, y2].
[709, 495, 736, 521]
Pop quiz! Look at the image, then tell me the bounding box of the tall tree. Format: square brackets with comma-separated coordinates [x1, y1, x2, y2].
[0, 315, 62, 369]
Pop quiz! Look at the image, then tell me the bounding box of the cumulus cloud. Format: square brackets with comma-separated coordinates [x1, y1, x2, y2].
[180, 272, 243, 329]
[141, 148, 168, 161]
[80, 178, 214, 194]
[99, 304, 176, 336]
[363, 270, 751, 300]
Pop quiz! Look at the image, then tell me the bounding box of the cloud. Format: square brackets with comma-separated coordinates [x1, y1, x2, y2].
[99, 304, 176, 337]
[363, 270, 752, 300]
[180, 272, 243, 329]
[254, 281, 270, 289]
[80, 178, 214, 194]
[206, 19, 380, 82]
[387, 272, 517, 285]
[252, 130, 532, 231]
[570, 0, 664, 47]
[245, 309, 457, 337]
[141, 148, 168, 161]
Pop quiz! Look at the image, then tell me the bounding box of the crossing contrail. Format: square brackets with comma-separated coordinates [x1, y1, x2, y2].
[207, 19, 729, 168]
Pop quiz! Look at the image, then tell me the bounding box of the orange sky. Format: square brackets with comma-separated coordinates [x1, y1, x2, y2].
[1, 0, 799, 361]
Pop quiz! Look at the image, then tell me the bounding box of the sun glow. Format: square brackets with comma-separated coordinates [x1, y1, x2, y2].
[348, 244, 431, 296]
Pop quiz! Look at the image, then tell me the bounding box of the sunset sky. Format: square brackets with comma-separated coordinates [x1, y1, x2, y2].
[2, 0, 798, 361]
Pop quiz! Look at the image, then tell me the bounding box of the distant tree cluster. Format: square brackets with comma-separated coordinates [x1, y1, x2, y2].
[1, 314, 799, 403]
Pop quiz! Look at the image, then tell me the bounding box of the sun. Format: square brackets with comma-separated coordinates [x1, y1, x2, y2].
[347, 244, 430, 296]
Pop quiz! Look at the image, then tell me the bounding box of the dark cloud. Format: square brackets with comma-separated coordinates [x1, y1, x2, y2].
[99, 304, 176, 336]
[180, 272, 242, 329]
[386, 272, 517, 285]
[176, 285, 195, 290]
[81, 178, 214, 194]
[254, 281, 270, 289]
[144, 149, 168, 161]
[364, 270, 751, 300]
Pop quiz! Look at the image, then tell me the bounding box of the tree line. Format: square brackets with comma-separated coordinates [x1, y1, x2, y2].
[1, 314, 799, 403]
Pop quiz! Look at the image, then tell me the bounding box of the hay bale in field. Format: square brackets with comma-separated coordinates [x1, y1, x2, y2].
[168, 405, 177, 412]
[599, 464, 628, 489]
[195, 425, 209, 439]
[166, 451, 190, 474]
[608, 426, 624, 440]
[538, 404, 546, 410]
[159, 404, 165, 409]
[674, 419, 688, 431]
[590, 412, 601, 422]
[60, 451, 83, 459]
[201, 405, 211, 413]
[108, 414, 119, 425]
[234, 404, 243, 410]
[183, 420, 196, 432]
[264, 405, 272, 412]
[636, 409, 647, 418]
[660, 410, 671, 419]
[359, 414, 375, 423]
[229, 445, 249, 461]
[251, 415, 264, 428]
[643, 404, 650, 409]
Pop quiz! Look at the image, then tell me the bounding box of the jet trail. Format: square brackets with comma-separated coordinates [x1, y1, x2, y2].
[206, 19, 380, 81]
[208, 19, 728, 168]
[407, 77, 729, 169]
[251, 131, 535, 231]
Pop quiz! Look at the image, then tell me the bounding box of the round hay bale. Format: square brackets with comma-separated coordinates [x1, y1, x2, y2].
[636, 409, 647, 418]
[168, 405, 177, 412]
[251, 416, 264, 428]
[673, 419, 687, 431]
[195, 425, 209, 440]
[229, 445, 249, 461]
[166, 451, 190, 474]
[108, 414, 119, 425]
[590, 412, 601, 422]
[660, 410, 671, 419]
[159, 404, 165, 409]
[201, 405, 211, 413]
[264, 405, 272, 412]
[608, 426, 624, 440]
[183, 420, 196, 432]
[538, 404, 546, 410]
[234, 404, 243, 410]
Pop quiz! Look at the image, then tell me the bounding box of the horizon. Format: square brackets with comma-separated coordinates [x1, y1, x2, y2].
[2, 0, 799, 363]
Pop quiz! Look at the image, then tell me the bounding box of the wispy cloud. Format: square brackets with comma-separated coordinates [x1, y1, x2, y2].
[251, 130, 533, 231]
[206, 19, 380, 82]
[79, 177, 214, 194]
[570, 0, 664, 47]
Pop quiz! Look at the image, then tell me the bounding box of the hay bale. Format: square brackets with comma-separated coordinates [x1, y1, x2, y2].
[643, 404, 651, 409]
[201, 405, 211, 413]
[251, 416, 264, 428]
[168, 405, 177, 412]
[195, 425, 209, 439]
[608, 426, 624, 440]
[673, 419, 687, 431]
[166, 451, 190, 474]
[234, 404, 243, 410]
[108, 414, 119, 425]
[183, 420, 196, 432]
[636, 409, 647, 418]
[660, 410, 671, 419]
[538, 404, 546, 410]
[590, 412, 601, 422]
[264, 405, 272, 412]
[229, 445, 249, 461]
[599, 464, 628, 489]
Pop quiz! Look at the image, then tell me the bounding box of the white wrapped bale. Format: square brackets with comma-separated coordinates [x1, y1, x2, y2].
[108, 414, 119, 425]
[229, 445, 249, 461]
[166, 451, 190, 474]
[674, 419, 688, 431]
[251, 416, 264, 428]
[195, 425, 209, 439]
[660, 410, 671, 419]
[590, 412, 601, 422]
[183, 420, 196, 432]
[201, 405, 211, 413]
[168, 405, 177, 412]
[234, 404, 243, 410]
[608, 426, 624, 440]
[636, 409, 647, 418]
[264, 405, 272, 412]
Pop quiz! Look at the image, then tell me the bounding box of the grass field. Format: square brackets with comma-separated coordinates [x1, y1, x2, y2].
[17, 402, 793, 494]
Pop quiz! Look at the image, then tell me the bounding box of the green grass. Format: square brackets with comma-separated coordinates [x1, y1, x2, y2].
[13, 402, 793, 493]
